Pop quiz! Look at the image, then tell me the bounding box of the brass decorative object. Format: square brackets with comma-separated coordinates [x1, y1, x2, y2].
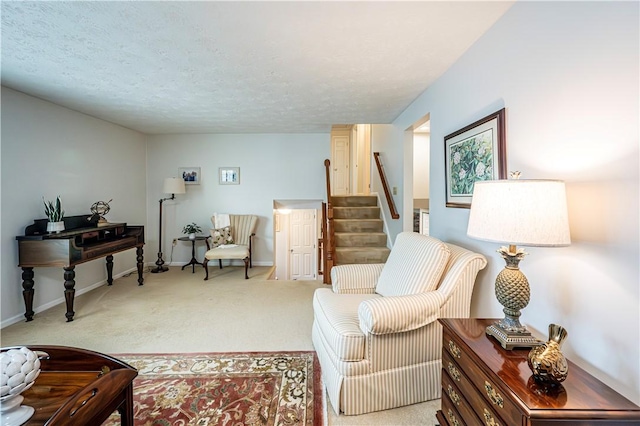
[90, 199, 112, 226]
[485, 244, 542, 349]
[528, 324, 569, 384]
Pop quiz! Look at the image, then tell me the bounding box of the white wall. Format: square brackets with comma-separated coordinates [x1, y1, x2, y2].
[1, 88, 147, 326]
[392, 2, 639, 403]
[413, 133, 430, 199]
[370, 124, 405, 238]
[145, 133, 330, 267]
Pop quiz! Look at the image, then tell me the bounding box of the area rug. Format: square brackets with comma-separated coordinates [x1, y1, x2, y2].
[102, 351, 322, 426]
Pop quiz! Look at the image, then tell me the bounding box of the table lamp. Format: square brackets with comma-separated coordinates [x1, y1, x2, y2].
[151, 177, 186, 273]
[467, 177, 570, 349]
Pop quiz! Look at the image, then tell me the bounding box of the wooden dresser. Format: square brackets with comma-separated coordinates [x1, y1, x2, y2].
[437, 318, 640, 426]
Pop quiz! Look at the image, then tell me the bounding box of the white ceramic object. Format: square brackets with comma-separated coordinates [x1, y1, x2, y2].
[0, 347, 41, 426]
[46, 221, 65, 233]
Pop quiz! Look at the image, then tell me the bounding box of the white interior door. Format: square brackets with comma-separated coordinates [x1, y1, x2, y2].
[289, 209, 317, 280]
[331, 134, 349, 195]
[354, 124, 371, 195]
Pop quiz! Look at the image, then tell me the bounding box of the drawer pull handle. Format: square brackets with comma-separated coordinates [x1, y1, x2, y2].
[447, 384, 461, 406]
[447, 408, 461, 426]
[447, 362, 461, 381]
[448, 340, 461, 358]
[483, 408, 502, 426]
[484, 381, 504, 408]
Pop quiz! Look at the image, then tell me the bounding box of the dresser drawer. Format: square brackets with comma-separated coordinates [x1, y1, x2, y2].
[443, 329, 523, 426]
[442, 366, 484, 426]
[441, 388, 465, 426]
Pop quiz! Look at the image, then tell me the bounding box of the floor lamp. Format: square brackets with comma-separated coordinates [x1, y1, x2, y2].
[151, 177, 186, 273]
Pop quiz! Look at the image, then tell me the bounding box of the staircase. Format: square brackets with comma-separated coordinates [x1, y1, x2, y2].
[331, 195, 390, 265]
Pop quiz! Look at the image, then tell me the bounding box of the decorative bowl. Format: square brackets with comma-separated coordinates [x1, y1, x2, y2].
[0, 347, 42, 426]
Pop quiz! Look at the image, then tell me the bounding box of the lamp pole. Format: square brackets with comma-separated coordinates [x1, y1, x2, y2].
[151, 177, 186, 273]
[151, 194, 176, 273]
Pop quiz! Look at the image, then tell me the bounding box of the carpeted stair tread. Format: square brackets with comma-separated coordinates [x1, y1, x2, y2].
[334, 218, 383, 233]
[331, 195, 378, 207]
[335, 232, 388, 247]
[333, 206, 381, 219]
[335, 247, 390, 264]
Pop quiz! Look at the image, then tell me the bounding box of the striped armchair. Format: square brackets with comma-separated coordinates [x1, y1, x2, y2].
[312, 232, 486, 415]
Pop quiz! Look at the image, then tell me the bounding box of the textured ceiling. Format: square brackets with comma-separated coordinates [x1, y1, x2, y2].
[1, 1, 513, 134]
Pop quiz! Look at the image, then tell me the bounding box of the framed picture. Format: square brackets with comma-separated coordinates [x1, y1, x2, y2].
[179, 167, 201, 185]
[219, 167, 240, 185]
[444, 108, 506, 208]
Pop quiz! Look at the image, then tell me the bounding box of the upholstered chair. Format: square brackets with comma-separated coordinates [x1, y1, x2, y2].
[203, 214, 257, 280]
[312, 232, 487, 415]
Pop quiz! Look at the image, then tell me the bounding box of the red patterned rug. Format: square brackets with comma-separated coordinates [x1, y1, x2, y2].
[102, 351, 322, 426]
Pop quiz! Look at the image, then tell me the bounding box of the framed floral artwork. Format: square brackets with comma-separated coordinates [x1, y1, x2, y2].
[444, 108, 506, 208]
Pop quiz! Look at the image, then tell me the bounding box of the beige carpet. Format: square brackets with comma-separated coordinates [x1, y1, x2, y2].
[0, 264, 440, 425]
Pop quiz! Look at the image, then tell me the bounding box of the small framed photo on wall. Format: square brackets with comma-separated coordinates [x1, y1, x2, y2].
[179, 167, 201, 185]
[219, 167, 240, 185]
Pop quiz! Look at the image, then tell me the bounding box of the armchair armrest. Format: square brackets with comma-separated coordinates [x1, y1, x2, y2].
[330, 263, 384, 294]
[358, 291, 447, 335]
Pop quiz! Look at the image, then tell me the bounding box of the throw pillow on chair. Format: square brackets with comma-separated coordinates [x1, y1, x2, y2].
[210, 227, 234, 247]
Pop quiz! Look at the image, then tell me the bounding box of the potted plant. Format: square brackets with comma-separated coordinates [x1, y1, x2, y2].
[43, 195, 65, 233]
[182, 222, 202, 240]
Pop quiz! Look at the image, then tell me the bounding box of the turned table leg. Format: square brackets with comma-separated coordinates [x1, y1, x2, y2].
[106, 255, 114, 285]
[136, 246, 144, 286]
[21, 267, 35, 322]
[64, 266, 76, 322]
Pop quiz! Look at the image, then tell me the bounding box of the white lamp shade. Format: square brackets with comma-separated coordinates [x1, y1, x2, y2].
[163, 177, 186, 195]
[467, 180, 571, 247]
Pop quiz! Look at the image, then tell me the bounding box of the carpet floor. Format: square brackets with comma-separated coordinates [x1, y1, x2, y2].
[102, 351, 322, 426]
[1, 265, 440, 425]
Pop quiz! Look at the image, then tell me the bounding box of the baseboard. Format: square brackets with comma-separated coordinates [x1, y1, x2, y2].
[165, 260, 273, 267]
[1, 267, 139, 329]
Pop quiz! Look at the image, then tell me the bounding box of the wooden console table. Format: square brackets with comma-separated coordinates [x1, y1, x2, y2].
[6, 345, 137, 425]
[16, 217, 144, 322]
[437, 318, 640, 425]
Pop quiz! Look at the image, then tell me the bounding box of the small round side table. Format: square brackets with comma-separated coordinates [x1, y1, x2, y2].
[178, 236, 208, 273]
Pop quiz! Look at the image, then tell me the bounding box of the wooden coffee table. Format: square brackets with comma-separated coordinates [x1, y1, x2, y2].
[5, 345, 137, 425]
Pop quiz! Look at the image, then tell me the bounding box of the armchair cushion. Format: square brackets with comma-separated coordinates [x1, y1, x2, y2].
[204, 244, 249, 261]
[313, 289, 378, 362]
[375, 233, 451, 297]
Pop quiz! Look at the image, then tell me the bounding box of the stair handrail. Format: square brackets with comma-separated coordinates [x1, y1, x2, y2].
[322, 160, 335, 284]
[373, 152, 400, 219]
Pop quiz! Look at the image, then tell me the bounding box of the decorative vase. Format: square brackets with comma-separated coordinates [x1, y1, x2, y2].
[527, 324, 569, 384]
[46, 221, 65, 233]
[0, 347, 41, 426]
[188, 233, 196, 240]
